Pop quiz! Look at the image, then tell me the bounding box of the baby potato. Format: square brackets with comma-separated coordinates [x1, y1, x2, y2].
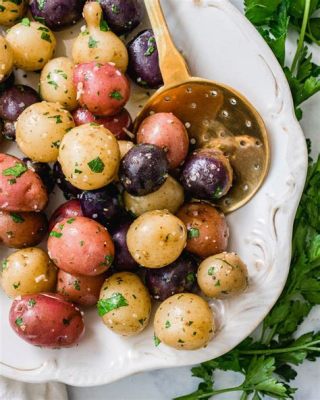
[72, 2, 128, 72]
[58, 124, 120, 190]
[177, 202, 229, 258]
[40, 57, 78, 111]
[6, 21, 56, 71]
[1, 248, 57, 298]
[48, 216, 114, 276]
[197, 252, 248, 298]
[57, 269, 105, 307]
[0, 0, 27, 26]
[98, 272, 151, 336]
[0, 36, 14, 83]
[127, 210, 187, 268]
[9, 293, 84, 348]
[124, 176, 184, 217]
[154, 293, 215, 350]
[118, 140, 135, 159]
[16, 102, 75, 163]
[0, 211, 48, 248]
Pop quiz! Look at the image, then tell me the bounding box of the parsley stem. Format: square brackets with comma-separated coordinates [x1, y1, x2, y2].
[174, 385, 245, 400]
[291, 0, 311, 74]
[239, 340, 320, 356]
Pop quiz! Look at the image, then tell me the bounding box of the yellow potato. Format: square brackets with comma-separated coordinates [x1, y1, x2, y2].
[154, 293, 215, 350]
[0, 36, 13, 82]
[1, 248, 57, 298]
[16, 101, 75, 162]
[72, 2, 128, 72]
[197, 252, 248, 298]
[118, 140, 135, 159]
[40, 57, 78, 111]
[127, 210, 187, 268]
[6, 21, 56, 71]
[0, 0, 27, 26]
[124, 176, 184, 217]
[98, 272, 151, 336]
[58, 123, 120, 190]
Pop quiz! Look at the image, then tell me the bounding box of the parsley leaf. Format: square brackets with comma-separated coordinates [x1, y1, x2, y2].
[97, 293, 128, 316]
[87, 157, 105, 173]
[2, 163, 27, 178]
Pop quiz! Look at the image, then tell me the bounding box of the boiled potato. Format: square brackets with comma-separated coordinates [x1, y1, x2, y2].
[40, 57, 78, 110]
[1, 248, 57, 298]
[72, 2, 128, 72]
[0, 36, 13, 83]
[6, 21, 56, 71]
[0, 0, 27, 26]
[58, 124, 120, 190]
[16, 102, 75, 162]
[98, 272, 151, 336]
[127, 210, 187, 268]
[118, 140, 135, 159]
[197, 252, 248, 298]
[154, 293, 215, 350]
[124, 176, 184, 217]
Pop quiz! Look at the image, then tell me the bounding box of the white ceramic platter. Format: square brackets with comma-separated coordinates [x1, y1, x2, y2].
[0, 0, 308, 387]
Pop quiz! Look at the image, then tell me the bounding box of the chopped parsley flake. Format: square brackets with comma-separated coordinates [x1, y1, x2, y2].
[87, 157, 105, 173]
[88, 36, 98, 48]
[73, 280, 81, 291]
[48, 115, 62, 124]
[208, 267, 215, 276]
[187, 227, 200, 239]
[0, 6, 5, 12]
[74, 169, 82, 174]
[13, 282, 20, 289]
[54, 69, 67, 79]
[3, 163, 27, 178]
[21, 18, 30, 27]
[144, 37, 156, 56]
[186, 272, 196, 283]
[97, 293, 128, 316]
[153, 334, 161, 346]
[111, 4, 120, 13]
[165, 320, 171, 328]
[37, 26, 49, 32]
[37, 0, 46, 11]
[50, 231, 63, 238]
[51, 140, 61, 149]
[100, 17, 110, 32]
[28, 299, 36, 307]
[109, 90, 123, 101]
[15, 317, 23, 327]
[80, 240, 85, 247]
[41, 32, 52, 42]
[215, 280, 221, 287]
[10, 213, 25, 223]
[1, 259, 8, 272]
[67, 218, 75, 224]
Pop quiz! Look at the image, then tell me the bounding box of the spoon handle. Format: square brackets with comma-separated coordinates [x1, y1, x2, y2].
[144, 0, 190, 85]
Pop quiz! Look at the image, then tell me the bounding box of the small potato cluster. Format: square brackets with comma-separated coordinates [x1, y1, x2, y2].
[0, 0, 249, 352]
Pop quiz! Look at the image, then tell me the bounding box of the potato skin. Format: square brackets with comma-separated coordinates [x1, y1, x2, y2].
[48, 216, 114, 276]
[9, 293, 84, 348]
[40, 57, 78, 111]
[137, 113, 189, 169]
[49, 200, 83, 232]
[6, 22, 56, 71]
[197, 252, 248, 298]
[0, 0, 27, 26]
[58, 124, 120, 190]
[0, 211, 48, 248]
[98, 272, 151, 336]
[124, 176, 184, 217]
[154, 293, 215, 350]
[57, 269, 105, 307]
[177, 202, 229, 258]
[0, 36, 14, 82]
[1, 248, 57, 298]
[16, 102, 75, 163]
[0, 154, 48, 212]
[127, 210, 187, 268]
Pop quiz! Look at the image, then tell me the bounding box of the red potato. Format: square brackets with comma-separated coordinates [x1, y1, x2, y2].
[9, 293, 84, 348]
[0, 154, 48, 212]
[0, 211, 48, 248]
[48, 216, 114, 276]
[177, 202, 229, 258]
[72, 107, 132, 140]
[73, 62, 130, 117]
[57, 269, 105, 307]
[49, 200, 83, 232]
[137, 113, 189, 169]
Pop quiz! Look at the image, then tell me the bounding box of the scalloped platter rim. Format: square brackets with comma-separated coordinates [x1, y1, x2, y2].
[0, 0, 308, 387]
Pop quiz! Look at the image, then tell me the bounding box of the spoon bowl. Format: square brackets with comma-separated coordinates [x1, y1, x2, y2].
[135, 0, 270, 213]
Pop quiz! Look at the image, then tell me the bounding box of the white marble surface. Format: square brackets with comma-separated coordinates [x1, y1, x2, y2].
[67, 1, 320, 398]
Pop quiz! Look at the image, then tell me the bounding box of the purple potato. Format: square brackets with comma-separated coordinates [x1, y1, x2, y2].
[79, 184, 123, 226]
[119, 144, 169, 196]
[23, 158, 55, 194]
[93, 0, 143, 35]
[0, 72, 15, 93]
[0, 85, 40, 122]
[29, 0, 85, 31]
[53, 162, 83, 200]
[111, 220, 138, 271]
[145, 252, 198, 301]
[127, 29, 163, 89]
[181, 149, 233, 201]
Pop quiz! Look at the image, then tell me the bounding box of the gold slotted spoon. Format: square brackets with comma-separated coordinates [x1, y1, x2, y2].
[134, 0, 270, 213]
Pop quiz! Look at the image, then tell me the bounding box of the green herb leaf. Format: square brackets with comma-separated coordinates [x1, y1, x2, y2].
[37, 0, 46, 10]
[28, 299, 36, 307]
[10, 213, 25, 223]
[15, 317, 23, 327]
[49, 231, 63, 238]
[109, 90, 123, 100]
[21, 18, 30, 27]
[88, 36, 98, 48]
[87, 157, 105, 173]
[73, 280, 81, 291]
[100, 17, 110, 32]
[97, 293, 128, 316]
[3, 163, 27, 178]
[41, 31, 52, 42]
[153, 334, 161, 346]
[187, 227, 200, 239]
